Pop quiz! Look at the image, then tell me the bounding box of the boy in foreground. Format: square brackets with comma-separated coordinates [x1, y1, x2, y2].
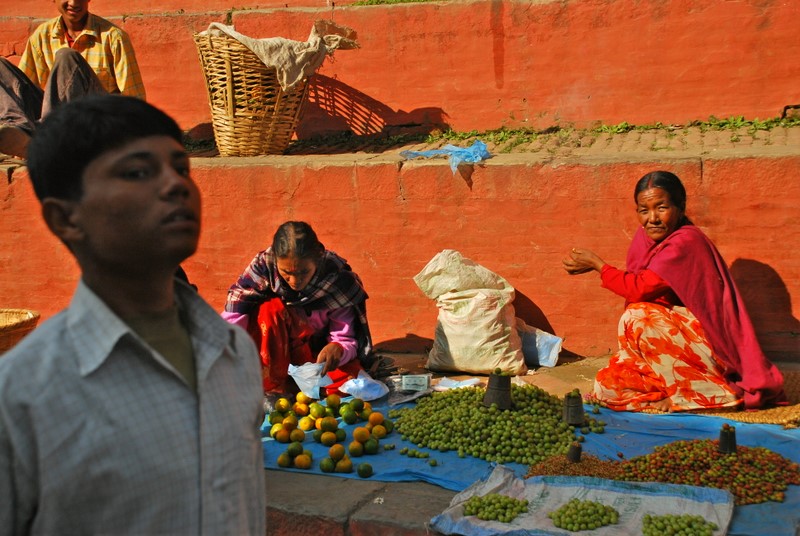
[0, 95, 265, 535]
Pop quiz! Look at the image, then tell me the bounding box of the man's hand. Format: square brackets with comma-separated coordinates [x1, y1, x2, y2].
[316, 342, 344, 375]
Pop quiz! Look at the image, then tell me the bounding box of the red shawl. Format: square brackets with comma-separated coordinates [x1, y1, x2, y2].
[627, 224, 786, 408]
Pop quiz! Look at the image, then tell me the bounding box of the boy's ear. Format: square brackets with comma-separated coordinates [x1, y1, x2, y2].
[41, 197, 83, 243]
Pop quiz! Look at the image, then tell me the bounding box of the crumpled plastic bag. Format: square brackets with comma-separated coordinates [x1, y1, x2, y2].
[339, 370, 389, 401]
[288, 362, 332, 399]
[516, 318, 562, 368]
[400, 140, 492, 174]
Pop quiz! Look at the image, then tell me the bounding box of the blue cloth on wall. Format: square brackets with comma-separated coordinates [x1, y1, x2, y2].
[400, 140, 492, 173]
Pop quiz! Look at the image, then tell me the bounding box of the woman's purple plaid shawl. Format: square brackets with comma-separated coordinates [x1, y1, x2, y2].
[225, 248, 374, 365]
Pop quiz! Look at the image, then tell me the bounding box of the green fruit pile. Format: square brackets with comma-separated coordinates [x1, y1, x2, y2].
[642, 513, 718, 536]
[619, 439, 800, 505]
[463, 493, 529, 523]
[547, 498, 619, 531]
[391, 385, 576, 465]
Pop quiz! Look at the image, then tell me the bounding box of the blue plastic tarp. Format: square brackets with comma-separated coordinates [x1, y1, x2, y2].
[262, 397, 800, 535]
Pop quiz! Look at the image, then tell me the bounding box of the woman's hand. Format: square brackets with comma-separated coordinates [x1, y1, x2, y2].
[316, 342, 344, 375]
[563, 248, 605, 275]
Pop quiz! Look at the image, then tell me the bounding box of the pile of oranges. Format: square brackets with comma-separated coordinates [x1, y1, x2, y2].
[269, 392, 395, 477]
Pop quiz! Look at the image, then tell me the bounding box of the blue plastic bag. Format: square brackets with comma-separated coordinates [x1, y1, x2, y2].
[400, 140, 492, 174]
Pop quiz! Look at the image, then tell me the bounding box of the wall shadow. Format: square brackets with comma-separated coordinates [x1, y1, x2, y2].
[730, 258, 800, 363]
[513, 291, 555, 335]
[374, 333, 433, 354]
[289, 74, 450, 154]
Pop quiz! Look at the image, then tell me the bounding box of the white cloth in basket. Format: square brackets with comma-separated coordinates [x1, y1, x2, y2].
[200, 21, 358, 91]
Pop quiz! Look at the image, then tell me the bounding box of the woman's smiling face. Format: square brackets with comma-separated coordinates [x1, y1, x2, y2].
[636, 187, 684, 243]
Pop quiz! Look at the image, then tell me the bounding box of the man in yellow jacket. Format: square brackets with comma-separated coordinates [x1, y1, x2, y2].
[0, 0, 145, 159]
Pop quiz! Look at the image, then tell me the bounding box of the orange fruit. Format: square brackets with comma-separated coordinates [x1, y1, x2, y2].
[289, 428, 306, 443]
[268, 411, 284, 425]
[292, 402, 309, 417]
[329, 443, 346, 462]
[325, 393, 341, 411]
[269, 423, 284, 439]
[363, 401, 372, 412]
[368, 411, 385, 427]
[363, 437, 379, 455]
[319, 457, 336, 473]
[341, 409, 358, 425]
[383, 419, 394, 433]
[312, 429, 324, 443]
[309, 403, 326, 420]
[350, 398, 365, 413]
[296, 391, 313, 405]
[277, 452, 292, 468]
[298, 416, 315, 431]
[287, 441, 303, 457]
[335, 428, 347, 443]
[335, 456, 353, 473]
[348, 440, 364, 457]
[282, 415, 298, 432]
[320, 416, 339, 433]
[274, 397, 292, 413]
[320, 431, 338, 447]
[293, 454, 312, 470]
[371, 424, 387, 439]
[353, 426, 371, 444]
[275, 428, 291, 444]
[357, 463, 373, 478]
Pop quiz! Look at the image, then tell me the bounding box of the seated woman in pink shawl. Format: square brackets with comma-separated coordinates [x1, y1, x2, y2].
[223, 221, 373, 396]
[563, 170, 785, 412]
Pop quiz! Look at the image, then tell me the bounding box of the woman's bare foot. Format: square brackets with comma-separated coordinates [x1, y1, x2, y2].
[643, 398, 672, 412]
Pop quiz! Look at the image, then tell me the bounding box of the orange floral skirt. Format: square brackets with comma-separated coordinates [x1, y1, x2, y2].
[593, 302, 741, 412]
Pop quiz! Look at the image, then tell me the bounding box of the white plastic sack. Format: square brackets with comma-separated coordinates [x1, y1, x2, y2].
[414, 250, 526, 375]
[516, 318, 562, 368]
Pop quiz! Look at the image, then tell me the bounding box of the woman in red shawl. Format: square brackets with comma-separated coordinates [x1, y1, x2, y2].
[563, 171, 785, 412]
[223, 221, 373, 396]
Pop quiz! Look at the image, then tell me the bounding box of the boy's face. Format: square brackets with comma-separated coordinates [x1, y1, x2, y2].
[55, 0, 90, 25]
[69, 135, 201, 275]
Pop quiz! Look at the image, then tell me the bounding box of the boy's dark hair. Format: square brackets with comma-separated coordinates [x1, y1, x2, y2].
[26, 95, 183, 202]
[271, 221, 325, 260]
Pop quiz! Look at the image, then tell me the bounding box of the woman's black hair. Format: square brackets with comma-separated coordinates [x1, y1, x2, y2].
[634, 170, 687, 211]
[271, 221, 325, 259]
[26, 94, 183, 202]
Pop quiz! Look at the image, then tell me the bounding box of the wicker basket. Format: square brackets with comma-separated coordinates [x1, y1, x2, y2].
[0, 309, 40, 353]
[193, 32, 310, 156]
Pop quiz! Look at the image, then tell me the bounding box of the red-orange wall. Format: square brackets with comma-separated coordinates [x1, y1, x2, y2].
[3, 155, 799, 362]
[2, 0, 798, 134]
[2, 0, 798, 361]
